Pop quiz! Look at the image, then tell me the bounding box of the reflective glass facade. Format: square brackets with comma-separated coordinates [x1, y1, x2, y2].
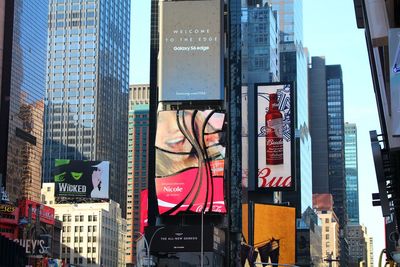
[326, 65, 346, 229]
[0, 0, 48, 203]
[345, 123, 359, 225]
[241, 5, 279, 84]
[43, 0, 130, 215]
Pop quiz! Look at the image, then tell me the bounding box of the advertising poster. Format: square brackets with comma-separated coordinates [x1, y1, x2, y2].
[241, 203, 296, 266]
[53, 160, 109, 199]
[139, 189, 148, 234]
[155, 109, 226, 215]
[256, 83, 294, 190]
[18, 199, 55, 225]
[389, 28, 400, 136]
[158, 0, 224, 101]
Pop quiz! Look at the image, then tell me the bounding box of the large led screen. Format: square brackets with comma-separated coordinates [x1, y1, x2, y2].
[53, 160, 109, 199]
[256, 83, 294, 190]
[155, 109, 226, 215]
[158, 0, 224, 101]
[389, 28, 400, 136]
[242, 204, 296, 266]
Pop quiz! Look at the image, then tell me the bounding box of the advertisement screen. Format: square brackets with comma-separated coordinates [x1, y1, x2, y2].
[256, 83, 294, 190]
[53, 160, 109, 199]
[18, 199, 55, 226]
[155, 109, 226, 215]
[389, 28, 400, 136]
[242, 203, 296, 266]
[158, 0, 223, 101]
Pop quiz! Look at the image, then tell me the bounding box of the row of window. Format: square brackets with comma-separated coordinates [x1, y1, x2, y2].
[62, 236, 97, 243]
[62, 246, 96, 253]
[59, 214, 97, 222]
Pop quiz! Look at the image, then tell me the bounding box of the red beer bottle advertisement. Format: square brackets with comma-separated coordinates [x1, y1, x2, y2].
[265, 93, 283, 165]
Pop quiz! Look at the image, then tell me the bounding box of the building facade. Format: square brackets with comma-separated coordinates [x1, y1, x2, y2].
[347, 224, 371, 267]
[313, 194, 340, 266]
[42, 0, 130, 216]
[42, 183, 126, 267]
[353, 0, 400, 262]
[345, 123, 359, 225]
[309, 57, 348, 265]
[126, 84, 149, 265]
[0, 0, 48, 203]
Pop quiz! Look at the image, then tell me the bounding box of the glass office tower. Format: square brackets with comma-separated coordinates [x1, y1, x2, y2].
[345, 122, 359, 225]
[268, 0, 312, 215]
[0, 0, 48, 203]
[43, 0, 130, 215]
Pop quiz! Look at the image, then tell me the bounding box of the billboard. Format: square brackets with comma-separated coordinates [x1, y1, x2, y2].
[18, 199, 55, 226]
[155, 109, 226, 215]
[146, 226, 225, 254]
[256, 83, 295, 190]
[389, 28, 400, 136]
[242, 203, 296, 266]
[158, 0, 224, 101]
[53, 160, 109, 199]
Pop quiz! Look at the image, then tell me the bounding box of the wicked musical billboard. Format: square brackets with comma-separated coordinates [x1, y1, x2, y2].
[155, 109, 226, 215]
[256, 83, 295, 190]
[158, 0, 224, 101]
[53, 160, 109, 199]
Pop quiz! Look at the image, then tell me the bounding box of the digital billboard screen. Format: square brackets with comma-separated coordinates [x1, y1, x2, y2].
[256, 83, 295, 190]
[155, 109, 226, 215]
[158, 0, 224, 101]
[389, 28, 400, 136]
[242, 203, 296, 266]
[53, 160, 109, 199]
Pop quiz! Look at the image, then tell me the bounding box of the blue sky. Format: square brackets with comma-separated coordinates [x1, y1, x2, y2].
[130, 0, 384, 265]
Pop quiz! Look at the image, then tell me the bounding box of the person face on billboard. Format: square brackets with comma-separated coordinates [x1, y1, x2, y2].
[155, 110, 225, 177]
[90, 161, 108, 199]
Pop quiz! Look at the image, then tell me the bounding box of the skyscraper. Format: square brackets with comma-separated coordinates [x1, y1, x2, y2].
[43, 0, 130, 215]
[309, 56, 348, 265]
[126, 84, 149, 265]
[267, 0, 312, 216]
[0, 0, 48, 203]
[345, 122, 359, 225]
[149, 0, 242, 264]
[241, 3, 280, 85]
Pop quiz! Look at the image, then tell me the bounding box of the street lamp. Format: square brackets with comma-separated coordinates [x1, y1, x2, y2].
[136, 226, 165, 267]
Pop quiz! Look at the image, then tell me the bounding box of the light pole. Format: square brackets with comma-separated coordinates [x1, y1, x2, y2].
[136, 226, 165, 267]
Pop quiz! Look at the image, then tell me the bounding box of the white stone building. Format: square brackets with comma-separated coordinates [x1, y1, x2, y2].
[41, 183, 126, 267]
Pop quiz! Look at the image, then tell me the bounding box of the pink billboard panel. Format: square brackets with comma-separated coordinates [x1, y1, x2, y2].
[155, 110, 226, 215]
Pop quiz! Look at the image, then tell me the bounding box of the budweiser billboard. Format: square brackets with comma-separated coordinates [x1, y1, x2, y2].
[242, 203, 296, 266]
[155, 109, 226, 215]
[158, 0, 224, 101]
[18, 199, 54, 226]
[256, 83, 295, 190]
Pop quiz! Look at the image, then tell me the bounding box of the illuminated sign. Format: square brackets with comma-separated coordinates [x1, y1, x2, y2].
[242, 203, 296, 266]
[155, 109, 226, 215]
[0, 204, 16, 213]
[158, 0, 224, 101]
[13, 239, 47, 255]
[256, 83, 295, 190]
[18, 199, 55, 226]
[53, 160, 110, 199]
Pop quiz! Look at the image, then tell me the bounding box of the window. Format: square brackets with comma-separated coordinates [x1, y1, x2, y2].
[74, 236, 78, 243]
[93, 215, 97, 221]
[88, 226, 92, 232]
[80, 215, 84, 221]
[88, 236, 91, 242]
[80, 226, 84, 232]
[92, 236, 97, 242]
[75, 215, 79, 222]
[92, 247, 96, 253]
[88, 247, 91, 253]
[88, 215, 92, 221]
[93, 226, 97, 232]
[75, 226, 78, 232]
